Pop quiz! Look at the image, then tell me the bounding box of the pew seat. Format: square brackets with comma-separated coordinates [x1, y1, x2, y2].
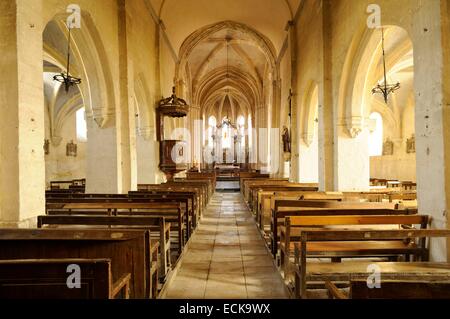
[326, 280, 450, 299]
[292, 229, 450, 298]
[0, 258, 130, 299]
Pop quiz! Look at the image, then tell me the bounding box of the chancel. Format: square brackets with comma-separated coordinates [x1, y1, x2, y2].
[0, 0, 450, 301]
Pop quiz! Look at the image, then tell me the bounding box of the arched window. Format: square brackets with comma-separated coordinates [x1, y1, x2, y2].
[368, 112, 383, 156]
[76, 107, 87, 142]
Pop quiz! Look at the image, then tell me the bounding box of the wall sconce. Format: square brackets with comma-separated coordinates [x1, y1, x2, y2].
[66, 140, 77, 157]
[43, 139, 50, 155]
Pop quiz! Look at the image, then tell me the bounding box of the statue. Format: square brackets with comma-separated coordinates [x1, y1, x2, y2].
[282, 126, 291, 153]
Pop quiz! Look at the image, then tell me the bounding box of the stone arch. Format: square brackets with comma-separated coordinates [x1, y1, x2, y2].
[176, 20, 278, 87]
[134, 73, 156, 140]
[43, 10, 116, 128]
[301, 81, 319, 146]
[337, 24, 413, 138]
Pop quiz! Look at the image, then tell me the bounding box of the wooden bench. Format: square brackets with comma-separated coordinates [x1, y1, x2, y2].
[172, 179, 214, 199]
[248, 184, 319, 211]
[242, 179, 289, 203]
[0, 229, 152, 298]
[292, 229, 450, 298]
[46, 194, 196, 234]
[0, 258, 131, 299]
[271, 201, 408, 256]
[326, 279, 450, 299]
[138, 185, 204, 216]
[45, 202, 186, 256]
[257, 192, 344, 232]
[129, 191, 198, 226]
[239, 173, 270, 191]
[280, 214, 430, 275]
[37, 215, 169, 281]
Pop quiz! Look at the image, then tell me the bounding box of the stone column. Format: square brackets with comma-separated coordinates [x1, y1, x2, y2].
[288, 22, 299, 182]
[0, 0, 45, 227]
[412, 0, 450, 261]
[318, 0, 335, 191]
[85, 116, 121, 193]
[136, 127, 159, 184]
[334, 121, 371, 191]
[117, 0, 133, 193]
[190, 106, 202, 166]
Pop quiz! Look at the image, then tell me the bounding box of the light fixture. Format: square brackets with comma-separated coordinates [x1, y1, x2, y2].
[225, 35, 231, 81]
[371, 27, 400, 104]
[53, 21, 82, 92]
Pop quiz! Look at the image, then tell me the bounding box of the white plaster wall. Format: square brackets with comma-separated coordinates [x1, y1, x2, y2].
[335, 130, 371, 192]
[136, 134, 158, 184]
[299, 132, 319, 183]
[370, 154, 416, 182]
[45, 112, 86, 187]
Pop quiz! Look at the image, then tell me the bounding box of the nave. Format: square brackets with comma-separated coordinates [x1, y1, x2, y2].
[1, 0, 450, 302]
[163, 192, 288, 299]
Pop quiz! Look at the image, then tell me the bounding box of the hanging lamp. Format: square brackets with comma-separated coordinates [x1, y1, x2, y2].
[53, 22, 82, 92]
[371, 28, 400, 104]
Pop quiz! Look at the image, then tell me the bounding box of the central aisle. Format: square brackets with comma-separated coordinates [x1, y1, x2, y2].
[163, 192, 289, 299]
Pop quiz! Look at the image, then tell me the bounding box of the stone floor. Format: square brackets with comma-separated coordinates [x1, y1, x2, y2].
[163, 192, 289, 299]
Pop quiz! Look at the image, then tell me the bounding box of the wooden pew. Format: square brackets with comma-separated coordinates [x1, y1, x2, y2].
[45, 202, 186, 255]
[37, 215, 169, 282]
[292, 229, 450, 298]
[138, 185, 205, 216]
[46, 192, 198, 229]
[46, 194, 195, 234]
[186, 171, 217, 191]
[242, 179, 289, 202]
[326, 280, 450, 299]
[257, 191, 345, 231]
[271, 201, 407, 256]
[0, 229, 151, 299]
[388, 191, 417, 203]
[280, 214, 430, 275]
[247, 183, 319, 210]
[0, 259, 131, 299]
[239, 174, 271, 194]
[49, 179, 86, 193]
[170, 180, 212, 202]
[129, 191, 198, 227]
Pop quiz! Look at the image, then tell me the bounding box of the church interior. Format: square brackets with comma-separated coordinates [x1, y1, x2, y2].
[1, 0, 450, 300]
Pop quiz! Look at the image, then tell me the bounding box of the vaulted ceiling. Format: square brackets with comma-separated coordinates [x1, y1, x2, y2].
[149, 0, 301, 54]
[148, 0, 302, 122]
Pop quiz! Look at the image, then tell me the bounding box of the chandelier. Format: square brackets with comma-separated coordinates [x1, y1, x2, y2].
[371, 28, 400, 104]
[53, 22, 81, 92]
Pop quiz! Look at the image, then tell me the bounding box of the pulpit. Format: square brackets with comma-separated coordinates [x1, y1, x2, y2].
[156, 87, 189, 181]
